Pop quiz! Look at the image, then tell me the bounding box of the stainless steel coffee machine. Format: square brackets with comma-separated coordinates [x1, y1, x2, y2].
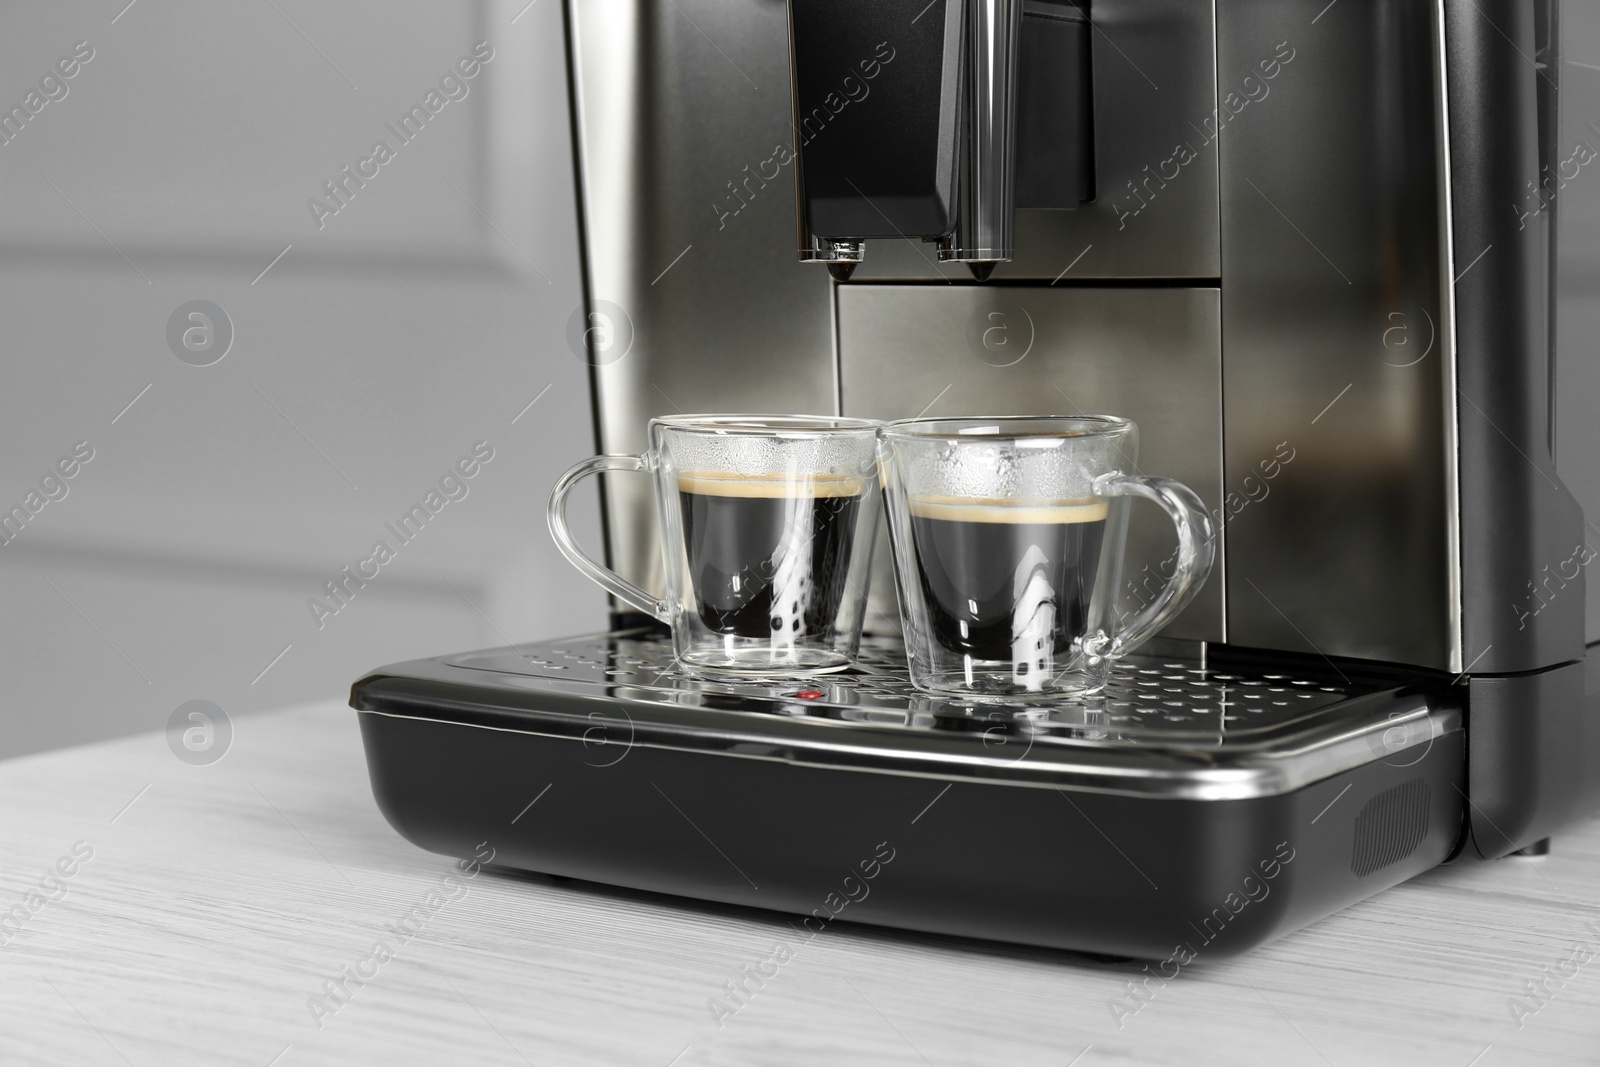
[351, 0, 1600, 958]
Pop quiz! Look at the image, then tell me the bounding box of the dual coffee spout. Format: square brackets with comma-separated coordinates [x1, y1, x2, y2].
[788, 0, 1026, 283]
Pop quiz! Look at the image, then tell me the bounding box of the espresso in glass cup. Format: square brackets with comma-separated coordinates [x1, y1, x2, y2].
[549, 415, 881, 674]
[879, 415, 1215, 698]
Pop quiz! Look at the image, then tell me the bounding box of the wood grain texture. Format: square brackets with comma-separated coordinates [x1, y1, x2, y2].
[1, 701, 1597, 1067]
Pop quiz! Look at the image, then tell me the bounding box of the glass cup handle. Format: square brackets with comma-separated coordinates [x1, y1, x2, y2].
[1091, 471, 1217, 658]
[547, 454, 671, 622]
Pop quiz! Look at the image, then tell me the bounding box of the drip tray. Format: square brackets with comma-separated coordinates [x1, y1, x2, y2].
[351, 630, 1466, 958]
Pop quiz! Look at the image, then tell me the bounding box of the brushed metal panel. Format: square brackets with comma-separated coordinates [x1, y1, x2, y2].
[1217, 0, 1456, 669]
[838, 285, 1223, 640]
[570, 0, 838, 601]
[1553, 0, 1600, 643]
[851, 0, 1220, 282]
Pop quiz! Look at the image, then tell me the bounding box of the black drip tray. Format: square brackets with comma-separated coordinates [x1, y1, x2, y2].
[350, 630, 1466, 958]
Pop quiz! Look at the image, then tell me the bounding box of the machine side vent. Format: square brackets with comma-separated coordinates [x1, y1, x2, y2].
[1351, 778, 1430, 877]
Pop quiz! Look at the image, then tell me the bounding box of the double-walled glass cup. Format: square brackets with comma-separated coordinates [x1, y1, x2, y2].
[549, 415, 881, 674]
[880, 415, 1215, 698]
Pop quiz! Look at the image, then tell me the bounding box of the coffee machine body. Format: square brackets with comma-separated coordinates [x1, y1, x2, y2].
[349, 0, 1600, 957]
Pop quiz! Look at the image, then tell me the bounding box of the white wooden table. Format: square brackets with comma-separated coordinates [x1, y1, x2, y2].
[2, 701, 1597, 1066]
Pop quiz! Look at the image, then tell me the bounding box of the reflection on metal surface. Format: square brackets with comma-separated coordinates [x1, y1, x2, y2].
[1217, 0, 1456, 669]
[836, 285, 1223, 641]
[1432, 0, 1464, 672]
[1552, 0, 1600, 641]
[568, 0, 838, 603]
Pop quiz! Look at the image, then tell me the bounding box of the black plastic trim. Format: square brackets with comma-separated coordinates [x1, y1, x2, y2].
[1464, 651, 1600, 858]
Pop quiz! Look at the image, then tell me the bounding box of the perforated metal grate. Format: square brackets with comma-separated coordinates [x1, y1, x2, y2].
[449, 632, 1361, 746]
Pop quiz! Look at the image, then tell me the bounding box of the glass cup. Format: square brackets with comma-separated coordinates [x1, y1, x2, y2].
[879, 415, 1215, 698]
[549, 415, 881, 674]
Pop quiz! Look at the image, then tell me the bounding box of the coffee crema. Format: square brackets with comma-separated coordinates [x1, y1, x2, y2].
[676, 472, 864, 498]
[906, 495, 1108, 663]
[677, 471, 865, 641]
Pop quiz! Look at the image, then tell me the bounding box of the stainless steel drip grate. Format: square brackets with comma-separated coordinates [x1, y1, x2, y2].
[448, 632, 1362, 746]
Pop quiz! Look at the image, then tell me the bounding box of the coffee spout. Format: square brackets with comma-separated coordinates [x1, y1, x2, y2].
[938, 0, 1022, 272]
[800, 235, 864, 282]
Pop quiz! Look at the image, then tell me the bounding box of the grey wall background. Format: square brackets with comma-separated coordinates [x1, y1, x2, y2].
[0, 0, 605, 759]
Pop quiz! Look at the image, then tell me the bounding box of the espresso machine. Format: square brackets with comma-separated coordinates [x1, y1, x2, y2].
[351, 0, 1600, 958]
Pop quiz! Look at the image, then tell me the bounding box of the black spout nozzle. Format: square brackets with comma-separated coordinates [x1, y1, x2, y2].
[967, 261, 998, 283]
[828, 261, 859, 283]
